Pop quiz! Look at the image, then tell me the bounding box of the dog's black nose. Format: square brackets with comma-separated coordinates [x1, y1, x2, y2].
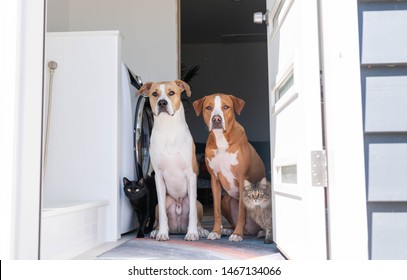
[158, 99, 168, 108]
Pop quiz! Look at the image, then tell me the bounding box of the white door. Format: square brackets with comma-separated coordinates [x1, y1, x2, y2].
[266, 0, 327, 259]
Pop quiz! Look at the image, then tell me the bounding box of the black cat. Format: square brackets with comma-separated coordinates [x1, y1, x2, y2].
[123, 172, 157, 238]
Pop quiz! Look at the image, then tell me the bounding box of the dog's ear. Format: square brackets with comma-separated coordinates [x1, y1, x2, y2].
[192, 97, 206, 116]
[138, 82, 153, 96]
[228, 95, 245, 115]
[175, 80, 192, 97]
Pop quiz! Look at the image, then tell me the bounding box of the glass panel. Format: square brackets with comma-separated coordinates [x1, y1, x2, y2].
[276, 72, 294, 102]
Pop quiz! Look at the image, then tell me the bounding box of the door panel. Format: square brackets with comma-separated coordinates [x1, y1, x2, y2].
[267, 0, 327, 259]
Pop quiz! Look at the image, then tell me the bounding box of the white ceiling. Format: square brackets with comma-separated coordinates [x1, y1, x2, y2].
[181, 0, 267, 44]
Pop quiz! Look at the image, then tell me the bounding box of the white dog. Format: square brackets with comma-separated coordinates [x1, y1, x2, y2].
[138, 80, 209, 241]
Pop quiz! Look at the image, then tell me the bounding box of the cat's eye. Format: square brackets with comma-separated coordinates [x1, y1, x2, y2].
[127, 188, 131, 192]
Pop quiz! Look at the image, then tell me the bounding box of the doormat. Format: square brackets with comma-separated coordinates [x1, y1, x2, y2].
[96, 235, 285, 260]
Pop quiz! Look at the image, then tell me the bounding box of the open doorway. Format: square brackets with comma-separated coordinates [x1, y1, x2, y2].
[41, 0, 273, 259]
[180, 0, 270, 210]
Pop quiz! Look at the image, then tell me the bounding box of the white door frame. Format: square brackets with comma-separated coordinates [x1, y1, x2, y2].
[0, 0, 45, 259]
[318, 0, 368, 259]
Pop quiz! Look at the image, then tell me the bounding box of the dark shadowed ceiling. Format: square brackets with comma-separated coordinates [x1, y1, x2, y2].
[181, 0, 267, 44]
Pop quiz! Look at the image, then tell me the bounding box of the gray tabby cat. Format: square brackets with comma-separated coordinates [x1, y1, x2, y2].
[243, 177, 273, 244]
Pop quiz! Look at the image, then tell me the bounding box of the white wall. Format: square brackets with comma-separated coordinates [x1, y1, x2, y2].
[182, 42, 270, 143]
[46, 0, 69, 31]
[47, 0, 178, 81]
[43, 32, 122, 242]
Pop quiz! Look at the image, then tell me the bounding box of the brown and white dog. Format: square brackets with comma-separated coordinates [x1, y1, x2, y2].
[138, 80, 209, 241]
[193, 93, 265, 242]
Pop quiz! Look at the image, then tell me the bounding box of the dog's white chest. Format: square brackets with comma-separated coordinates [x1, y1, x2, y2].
[150, 116, 193, 199]
[207, 130, 239, 199]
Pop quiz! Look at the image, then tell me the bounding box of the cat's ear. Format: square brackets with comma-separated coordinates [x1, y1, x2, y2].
[123, 177, 130, 186]
[244, 180, 252, 190]
[138, 177, 144, 186]
[260, 177, 267, 185]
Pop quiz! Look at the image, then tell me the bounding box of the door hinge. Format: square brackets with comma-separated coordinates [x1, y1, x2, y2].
[311, 150, 327, 187]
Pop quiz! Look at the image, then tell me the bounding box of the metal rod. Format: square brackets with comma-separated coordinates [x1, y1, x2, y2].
[43, 61, 58, 178]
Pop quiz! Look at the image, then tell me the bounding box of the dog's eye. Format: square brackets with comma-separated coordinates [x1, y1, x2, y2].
[152, 92, 158, 97]
[169, 91, 175, 96]
[223, 105, 230, 110]
[205, 106, 212, 110]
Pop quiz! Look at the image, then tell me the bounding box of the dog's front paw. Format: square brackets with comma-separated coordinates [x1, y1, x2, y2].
[184, 230, 199, 241]
[198, 228, 210, 238]
[207, 231, 221, 240]
[150, 230, 170, 241]
[156, 232, 170, 241]
[229, 234, 243, 242]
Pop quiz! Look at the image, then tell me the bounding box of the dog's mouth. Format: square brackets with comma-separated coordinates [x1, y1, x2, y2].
[157, 107, 170, 115]
[211, 123, 224, 130]
[155, 99, 174, 116]
[156, 110, 175, 117]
